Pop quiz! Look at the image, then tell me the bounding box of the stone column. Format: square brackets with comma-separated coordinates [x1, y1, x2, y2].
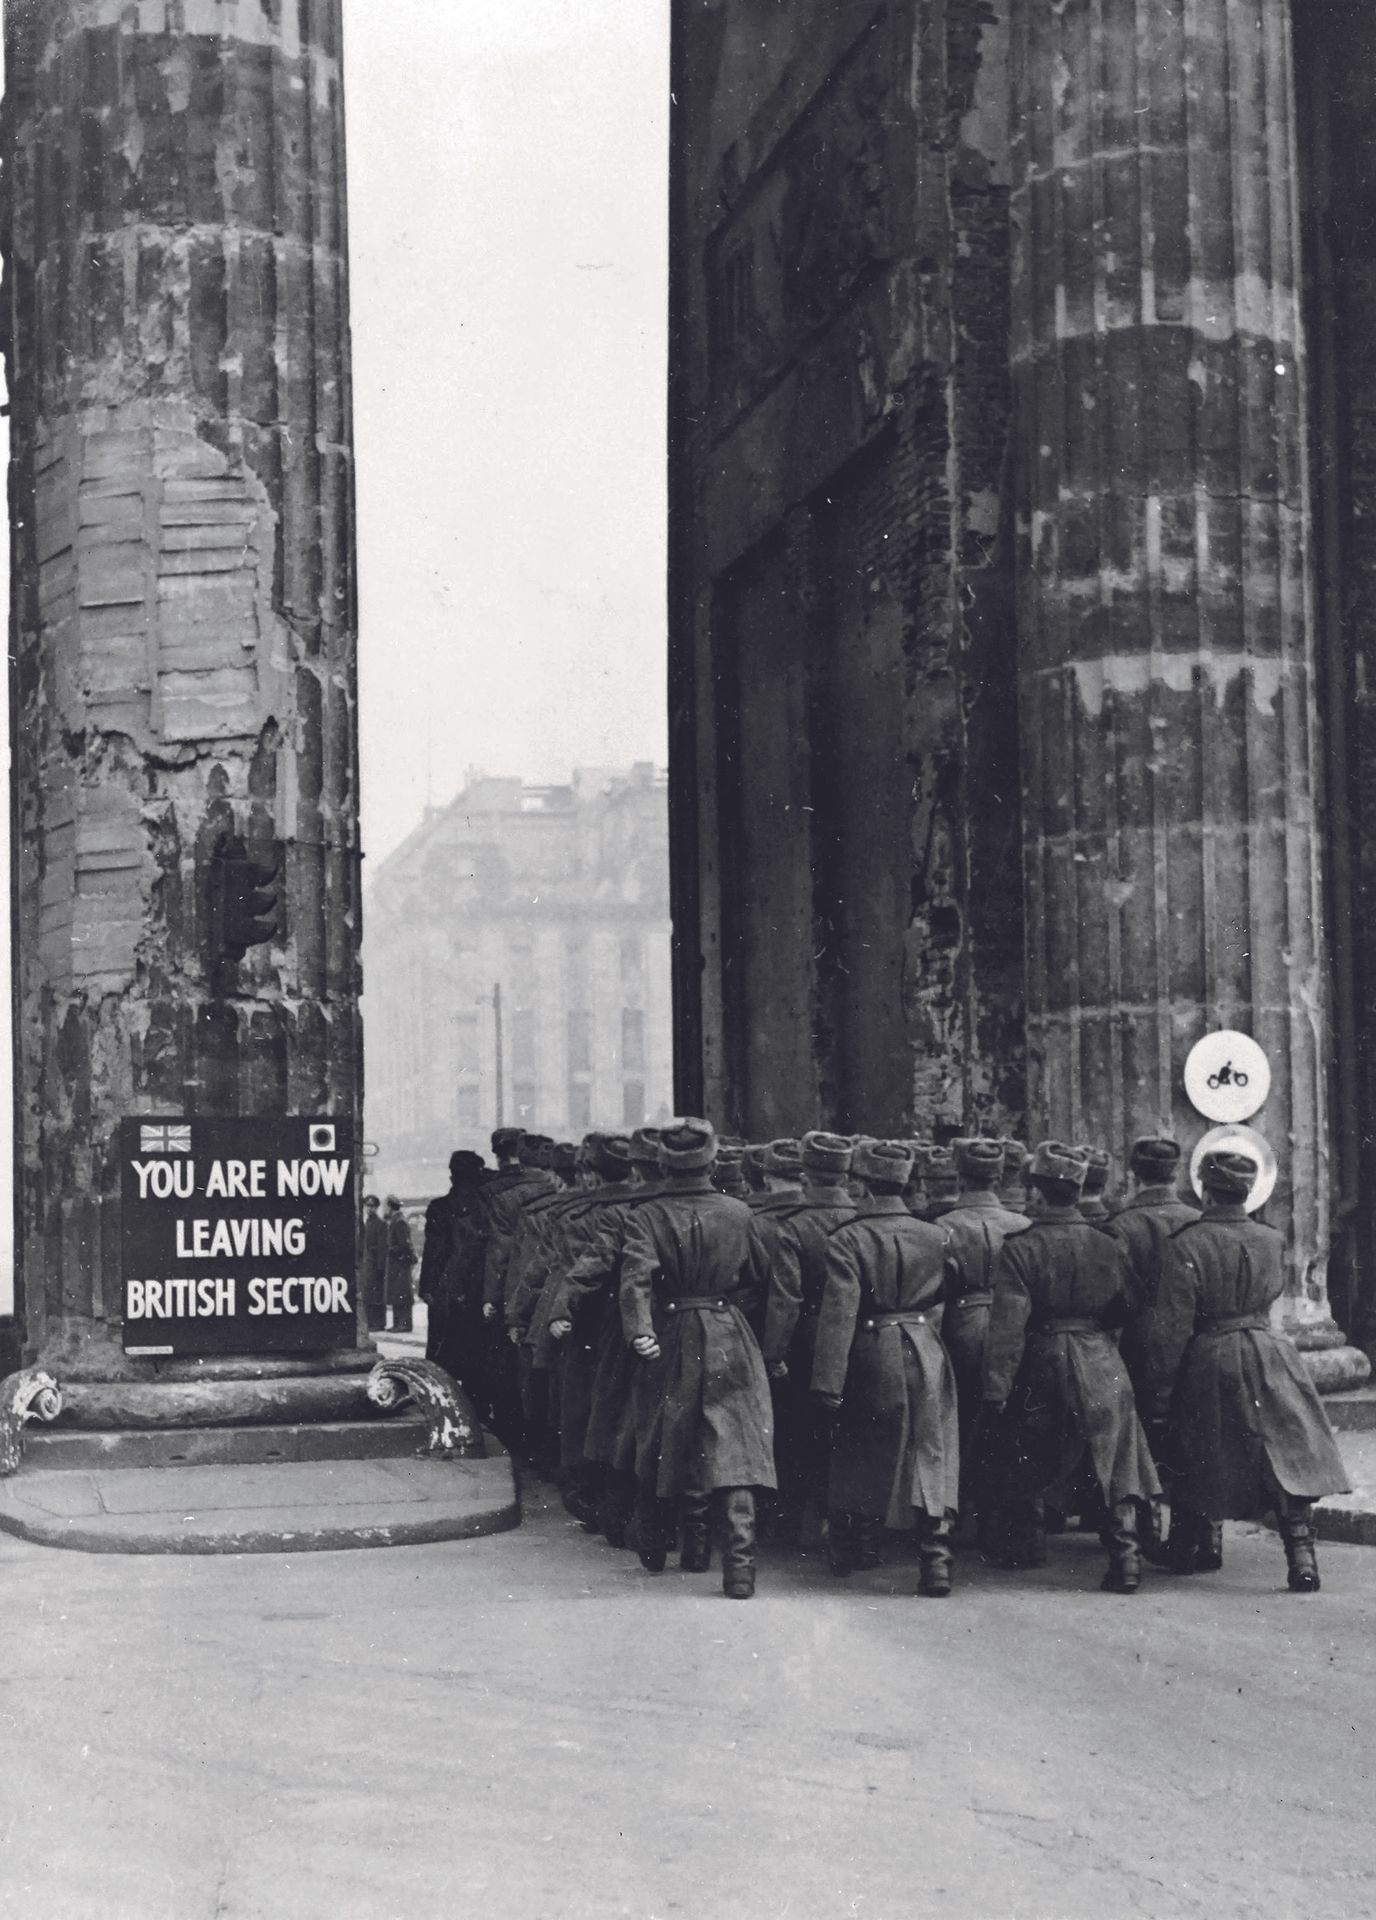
[3, 1, 363, 1383]
[1010, 0, 1366, 1381]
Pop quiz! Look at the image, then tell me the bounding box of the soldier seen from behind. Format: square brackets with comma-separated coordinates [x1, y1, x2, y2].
[982, 1141, 1160, 1593]
[759, 1130, 858, 1543]
[418, 1150, 491, 1408]
[940, 1137, 1031, 1545]
[621, 1118, 777, 1599]
[810, 1139, 961, 1596]
[383, 1196, 416, 1333]
[1143, 1148, 1350, 1592]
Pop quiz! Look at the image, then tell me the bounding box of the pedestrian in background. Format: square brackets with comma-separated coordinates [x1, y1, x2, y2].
[384, 1194, 416, 1334]
[361, 1193, 387, 1334]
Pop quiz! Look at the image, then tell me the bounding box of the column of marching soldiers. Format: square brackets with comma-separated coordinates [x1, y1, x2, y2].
[416, 1120, 1349, 1602]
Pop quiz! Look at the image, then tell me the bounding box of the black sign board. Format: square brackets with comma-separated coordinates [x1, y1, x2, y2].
[120, 1117, 358, 1357]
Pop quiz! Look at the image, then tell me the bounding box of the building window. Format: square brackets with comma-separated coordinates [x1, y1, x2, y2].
[568, 1082, 592, 1132]
[455, 1012, 479, 1074]
[622, 1080, 645, 1129]
[567, 1008, 592, 1075]
[508, 930, 536, 1006]
[456, 1081, 480, 1128]
[565, 930, 590, 1006]
[619, 935, 644, 1002]
[621, 1007, 645, 1075]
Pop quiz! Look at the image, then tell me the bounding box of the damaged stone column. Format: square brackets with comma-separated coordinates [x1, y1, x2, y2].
[1010, 0, 1366, 1381]
[3, 0, 362, 1381]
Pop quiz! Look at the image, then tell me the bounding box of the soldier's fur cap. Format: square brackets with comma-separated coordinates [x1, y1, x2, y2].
[1199, 1149, 1258, 1200]
[448, 1150, 486, 1182]
[551, 1141, 581, 1177]
[1130, 1136, 1182, 1179]
[801, 1130, 853, 1178]
[954, 1137, 1005, 1184]
[587, 1132, 632, 1178]
[660, 1117, 718, 1173]
[853, 1138, 916, 1186]
[629, 1125, 663, 1168]
[922, 1146, 960, 1194]
[1029, 1141, 1090, 1187]
[999, 1140, 1028, 1183]
[765, 1137, 804, 1178]
[492, 1126, 524, 1156]
[1075, 1146, 1112, 1197]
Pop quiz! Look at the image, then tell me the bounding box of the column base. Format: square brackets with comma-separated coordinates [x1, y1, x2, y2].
[1284, 1316, 1373, 1393]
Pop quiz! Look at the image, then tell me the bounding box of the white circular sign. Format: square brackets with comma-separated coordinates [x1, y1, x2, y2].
[1183, 1031, 1271, 1124]
[1189, 1124, 1278, 1214]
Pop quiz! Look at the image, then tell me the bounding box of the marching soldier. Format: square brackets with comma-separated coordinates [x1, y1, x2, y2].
[480, 1128, 557, 1450]
[713, 1143, 751, 1200]
[383, 1197, 416, 1333]
[920, 1147, 960, 1222]
[507, 1141, 590, 1478]
[810, 1139, 960, 1596]
[621, 1118, 776, 1599]
[418, 1151, 490, 1404]
[577, 1124, 664, 1546]
[542, 1135, 638, 1522]
[1143, 1149, 1350, 1591]
[983, 1142, 1160, 1593]
[758, 1130, 858, 1540]
[1107, 1137, 1197, 1405]
[939, 1138, 1031, 1536]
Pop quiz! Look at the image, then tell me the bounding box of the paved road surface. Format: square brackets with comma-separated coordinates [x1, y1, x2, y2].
[2, 1484, 1373, 1920]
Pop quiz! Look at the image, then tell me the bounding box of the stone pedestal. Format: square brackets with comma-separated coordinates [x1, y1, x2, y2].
[1009, 0, 1367, 1384]
[3, 1, 364, 1398]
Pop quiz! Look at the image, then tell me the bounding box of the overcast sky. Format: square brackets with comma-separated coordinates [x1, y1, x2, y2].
[344, 0, 671, 859]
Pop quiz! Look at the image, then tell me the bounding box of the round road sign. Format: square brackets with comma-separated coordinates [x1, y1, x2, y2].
[1183, 1031, 1271, 1124]
[1188, 1124, 1278, 1214]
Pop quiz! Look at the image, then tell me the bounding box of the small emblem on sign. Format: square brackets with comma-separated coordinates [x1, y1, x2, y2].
[1183, 1032, 1271, 1124]
[140, 1124, 192, 1154]
[308, 1123, 337, 1154]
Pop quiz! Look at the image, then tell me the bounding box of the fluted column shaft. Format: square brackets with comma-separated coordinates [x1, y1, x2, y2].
[1011, 0, 1339, 1330]
[4, 0, 361, 1374]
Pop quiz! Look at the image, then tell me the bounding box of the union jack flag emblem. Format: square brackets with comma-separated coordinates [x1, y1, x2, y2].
[140, 1124, 192, 1154]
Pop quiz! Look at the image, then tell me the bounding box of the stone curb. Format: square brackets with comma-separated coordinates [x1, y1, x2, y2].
[0, 1452, 521, 1556]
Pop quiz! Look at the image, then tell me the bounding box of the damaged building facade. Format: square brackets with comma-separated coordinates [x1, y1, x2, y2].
[3, 0, 360, 1380]
[667, 0, 1376, 1371]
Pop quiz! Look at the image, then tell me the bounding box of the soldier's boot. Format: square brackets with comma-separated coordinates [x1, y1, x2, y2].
[1101, 1499, 1142, 1594]
[630, 1495, 675, 1574]
[597, 1471, 635, 1550]
[856, 1516, 883, 1571]
[1281, 1504, 1321, 1593]
[679, 1491, 713, 1573]
[1161, 1504, 1202, 1574]
[562, 1463, 602, 1530]
[1000, 1500, 1048, 1571]
[1193, 1514, 1224, 1574]
[1138, 1498, 1164, 1557]
[917, 1513, 955, 1598]
[719, 1487, 757, 1600]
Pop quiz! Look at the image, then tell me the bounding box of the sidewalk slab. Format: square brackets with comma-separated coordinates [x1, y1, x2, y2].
[1316, 1428, 1376, 1547]
[24, 1414, 433, 1471]
[0, 1448, 520, 1554]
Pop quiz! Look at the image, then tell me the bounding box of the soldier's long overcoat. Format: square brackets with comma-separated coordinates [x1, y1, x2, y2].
[620, 1181, 776, 1497]
[984, 1208, 1160, 1507]
[557, 1187, 659, 1473]
[1106, 1185, 1199, 1396]
[810, 1198, 960, 1527]
[1143, 1207, 1350, 1517]
[939, 1191, 1031, 1435]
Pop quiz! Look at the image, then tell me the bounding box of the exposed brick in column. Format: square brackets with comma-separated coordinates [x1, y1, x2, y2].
[1010, 0, 1351, 1345]
[3, 0, 361, 1374]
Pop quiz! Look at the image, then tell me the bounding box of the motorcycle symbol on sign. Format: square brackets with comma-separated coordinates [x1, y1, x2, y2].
[1206, 1062, 1249, 1092]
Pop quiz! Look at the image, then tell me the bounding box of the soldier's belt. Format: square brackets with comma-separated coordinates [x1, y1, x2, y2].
[949, 1292, 993, 1310]
[665, 1295, 739, 1313]
[863, 1310, 936, 1332]
[1193, 1312, 1270, 1337]
[1029, 1317, 1104, 1335]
